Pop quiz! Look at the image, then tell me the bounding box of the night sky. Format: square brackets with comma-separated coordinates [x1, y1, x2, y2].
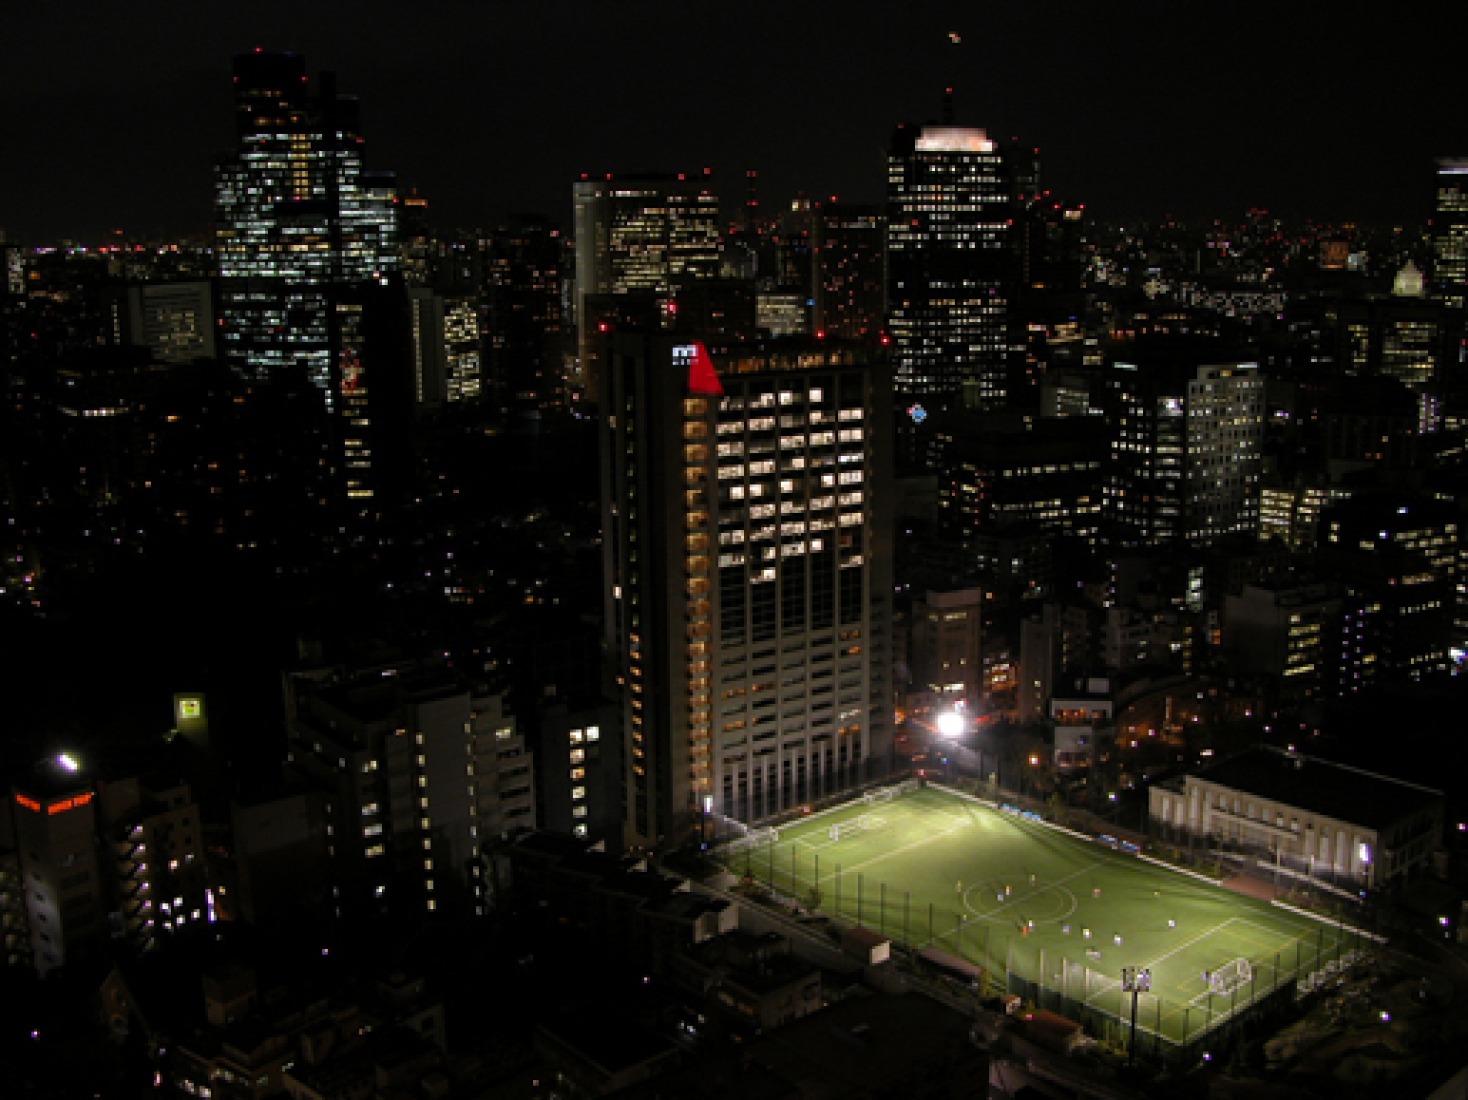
[3, 2, 1464, 242]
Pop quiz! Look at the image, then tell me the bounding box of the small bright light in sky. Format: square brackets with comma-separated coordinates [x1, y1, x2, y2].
[57, 752, 79, 773]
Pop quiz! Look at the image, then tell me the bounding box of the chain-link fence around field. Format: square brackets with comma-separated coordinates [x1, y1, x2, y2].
[716, 781, 1371, 1069]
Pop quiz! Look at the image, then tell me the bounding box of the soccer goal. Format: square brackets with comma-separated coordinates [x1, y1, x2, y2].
[863, 788, 895, 806]
[1207, 957, 1254, 996]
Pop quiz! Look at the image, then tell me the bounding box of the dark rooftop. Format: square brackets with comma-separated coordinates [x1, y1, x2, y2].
[1199, 746, 1441, 829]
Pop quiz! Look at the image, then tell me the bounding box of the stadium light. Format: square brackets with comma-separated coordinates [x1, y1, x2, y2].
[57, 752, 80, 774]
[936, 708, 964, 737]
[1121, 967, 1151, 1067]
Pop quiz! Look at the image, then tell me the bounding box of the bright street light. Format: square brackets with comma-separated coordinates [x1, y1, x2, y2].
[936, 709, 964, 737]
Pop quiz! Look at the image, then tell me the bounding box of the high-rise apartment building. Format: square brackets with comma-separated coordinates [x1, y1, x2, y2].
[599, 330, 895, 848]
[572, 172, 720, 402]
[8, 755, 208, 975]
[285, 663, 535, 920]
[1104, 339, 1264, 548]
[214, 51, 398, 404]
[887, 122, 1011, 415]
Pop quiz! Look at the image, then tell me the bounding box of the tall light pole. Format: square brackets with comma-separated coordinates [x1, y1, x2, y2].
[1121, 966, 1151, 1067]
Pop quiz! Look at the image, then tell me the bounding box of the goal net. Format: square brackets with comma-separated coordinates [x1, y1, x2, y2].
[829, 815, 885, 841]
[1208, 957, 1253, 996]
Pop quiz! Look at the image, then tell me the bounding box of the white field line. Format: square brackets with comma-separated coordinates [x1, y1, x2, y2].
[811, 818, 969, 881]
[980, 861, 1102, 919]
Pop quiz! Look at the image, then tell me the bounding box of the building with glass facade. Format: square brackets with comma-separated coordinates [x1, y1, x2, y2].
[214, 51, 398, 405]
[887, 124, 1010, 414]
[1104, 340, 1264, 548]
[572, 172, 720, 402]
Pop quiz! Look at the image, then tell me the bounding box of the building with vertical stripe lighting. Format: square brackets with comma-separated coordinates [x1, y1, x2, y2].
[599, 326, 895, 849]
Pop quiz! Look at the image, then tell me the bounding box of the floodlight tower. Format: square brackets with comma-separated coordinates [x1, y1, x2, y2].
[1122, 966, 1151, 1066]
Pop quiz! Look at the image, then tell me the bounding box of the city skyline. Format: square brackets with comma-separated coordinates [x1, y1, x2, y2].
[5, 2, 1465, 242]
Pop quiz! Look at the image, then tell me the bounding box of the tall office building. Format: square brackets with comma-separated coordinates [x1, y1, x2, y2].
[409, 288, 483, 407]
[571, 172, 720, 402]
[1433, 157, 1468, 386]
[1432, 158, 1468, 311]
[887, 121, 1011, 415]
[104, 281, 217, 363]
[599, 328, 895, 848]
[214, 51, 398, 405]
[812, 202, 887, 342]
[483, 215, 566, 419]
[1104, 338, 1264, 548]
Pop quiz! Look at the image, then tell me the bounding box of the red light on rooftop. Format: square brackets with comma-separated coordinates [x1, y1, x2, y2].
[686, 341, 724, 397]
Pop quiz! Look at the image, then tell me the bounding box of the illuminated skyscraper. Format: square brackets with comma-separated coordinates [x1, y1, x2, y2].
[599, 329, 895, 848]
[1104, 339, 1264, 548]
[214, 51, 398, 404]
[887, 121, 1011, 414]
[409, 288, 483, 407]
[1432, 158, 1468, 311]
[571, 172, 720, 402]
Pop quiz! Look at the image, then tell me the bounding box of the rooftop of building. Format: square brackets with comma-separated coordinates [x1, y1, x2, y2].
[1109, 333, 1258, 382]
[1195, 745, 1442, 829]
[537, 1007, 678, 1078]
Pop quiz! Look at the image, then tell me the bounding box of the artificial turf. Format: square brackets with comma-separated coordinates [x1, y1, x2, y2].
[729, 783, 1356, 1044]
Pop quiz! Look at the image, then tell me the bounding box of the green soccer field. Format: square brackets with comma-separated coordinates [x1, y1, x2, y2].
[725, 784, 1358, 1046]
